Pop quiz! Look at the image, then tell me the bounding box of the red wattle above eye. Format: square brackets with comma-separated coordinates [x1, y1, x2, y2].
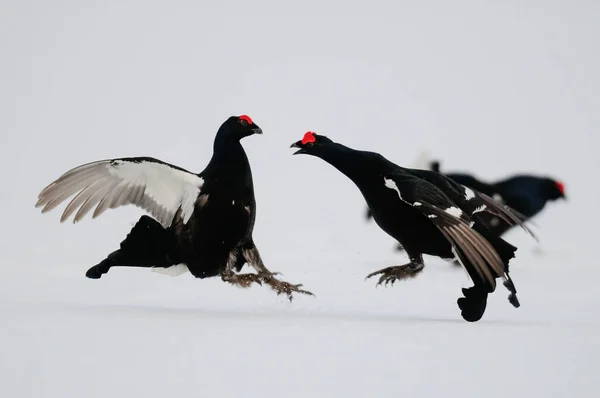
[302, 131, 316, 145]
[239, 115, 253, 124]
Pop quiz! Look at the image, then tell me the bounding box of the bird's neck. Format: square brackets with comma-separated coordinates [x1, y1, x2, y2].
[207, 136, 251, 175]
[312, 144, 371, 182]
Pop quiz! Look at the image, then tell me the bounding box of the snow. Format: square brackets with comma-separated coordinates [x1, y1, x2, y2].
[1, 1, 599, 397]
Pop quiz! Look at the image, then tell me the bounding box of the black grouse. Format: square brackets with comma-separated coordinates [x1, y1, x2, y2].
[290, 132, 535, 322]
[36, 115, 313, 301]
[427, 160, 566, 237]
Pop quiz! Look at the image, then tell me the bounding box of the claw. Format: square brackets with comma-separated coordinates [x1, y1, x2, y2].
[222, 269, 314, 300]
[365, 263, 424, 287]
[365, 267, 388, 281]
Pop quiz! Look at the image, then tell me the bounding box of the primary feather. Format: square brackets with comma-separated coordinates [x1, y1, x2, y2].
[36, 158, 204, 227]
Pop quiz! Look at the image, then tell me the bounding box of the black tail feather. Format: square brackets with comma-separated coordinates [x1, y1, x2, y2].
[457, 285, 488, 322]
[86, 215, 178, 279]
[473, 226, 520, 308]
[455, 224, 520, 320]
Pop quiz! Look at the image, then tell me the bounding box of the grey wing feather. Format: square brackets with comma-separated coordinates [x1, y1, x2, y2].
[475, 192, 538, 240]
[405, 168, 537, 240]
[420, 203, 505, 288]
[36, 159, 204, 227]
[384, 175, 507, 288]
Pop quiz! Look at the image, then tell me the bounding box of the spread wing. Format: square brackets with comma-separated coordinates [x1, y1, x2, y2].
[405, 168, 537, 240]
[383, 175, 509, 287]
[35, 157, 205, 228]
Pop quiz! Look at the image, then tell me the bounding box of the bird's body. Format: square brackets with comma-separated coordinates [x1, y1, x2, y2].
[291, 132, 534, 321]
[336, 156, 455, 260]
[36, 116, 312, 300]
[172, 136, 258, 278]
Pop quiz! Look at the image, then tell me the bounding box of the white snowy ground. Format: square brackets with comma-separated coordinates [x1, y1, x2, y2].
[1, 1, 599, 397]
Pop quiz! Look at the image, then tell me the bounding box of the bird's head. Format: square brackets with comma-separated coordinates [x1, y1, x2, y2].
[289, 131, 335, 155]
[219, 115, 263, 140]
[546, 178, 567, 201]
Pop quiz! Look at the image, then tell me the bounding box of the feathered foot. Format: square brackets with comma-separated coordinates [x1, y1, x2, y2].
[221, 272, 263, 288]
[366, 261, 425, 287]
[240, 245, 314, 301]
[258, 272, 314, 302]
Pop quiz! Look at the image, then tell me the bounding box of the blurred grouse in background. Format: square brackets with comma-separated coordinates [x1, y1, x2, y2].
[291, 132, 535, 322]
[36, 115, 312, 301]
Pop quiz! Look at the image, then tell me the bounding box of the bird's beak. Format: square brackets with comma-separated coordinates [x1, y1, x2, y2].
[289, 141, 305, 155]
[252, 127, 263, 135]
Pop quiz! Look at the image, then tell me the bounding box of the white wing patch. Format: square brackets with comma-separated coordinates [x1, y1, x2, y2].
[444, 206, 464, 218]
[473, 204, 487, 214]
[384, 177, 472, 226]
[151, 263, 189, 277]
[463, 186, 476, 200]
[385, 178, 428, 210]
[109, 160, 203, 225]
[383, 177, 402, 199]
[36, 159, 204, 228]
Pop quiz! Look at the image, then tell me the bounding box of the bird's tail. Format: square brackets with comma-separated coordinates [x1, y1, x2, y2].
[456, 225, 520, 322]
[474, 225, 517, 276]
[474, 225, 520, 307]
[86, 215, 178, 279]
[117, 216, 176, 263]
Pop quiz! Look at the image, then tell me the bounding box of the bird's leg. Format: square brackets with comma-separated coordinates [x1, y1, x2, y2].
[242, 245, 314, 301]
[366, 254, 425, 287]
[220, 250, 263, 288]
[221, 271, 262, 288]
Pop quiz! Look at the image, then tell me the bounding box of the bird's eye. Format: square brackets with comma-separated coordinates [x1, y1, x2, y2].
[240, 119, 248, 127]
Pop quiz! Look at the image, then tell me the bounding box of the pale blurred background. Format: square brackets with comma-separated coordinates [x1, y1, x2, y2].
[1, 1, 598, 397]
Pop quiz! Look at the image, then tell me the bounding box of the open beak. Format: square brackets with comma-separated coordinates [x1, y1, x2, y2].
[252, 127, 263, 135]
[289, 141, 305, 155]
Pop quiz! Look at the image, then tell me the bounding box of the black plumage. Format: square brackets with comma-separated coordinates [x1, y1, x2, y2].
[291, 132, 535, 322]
[36, 115, 312, 300]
